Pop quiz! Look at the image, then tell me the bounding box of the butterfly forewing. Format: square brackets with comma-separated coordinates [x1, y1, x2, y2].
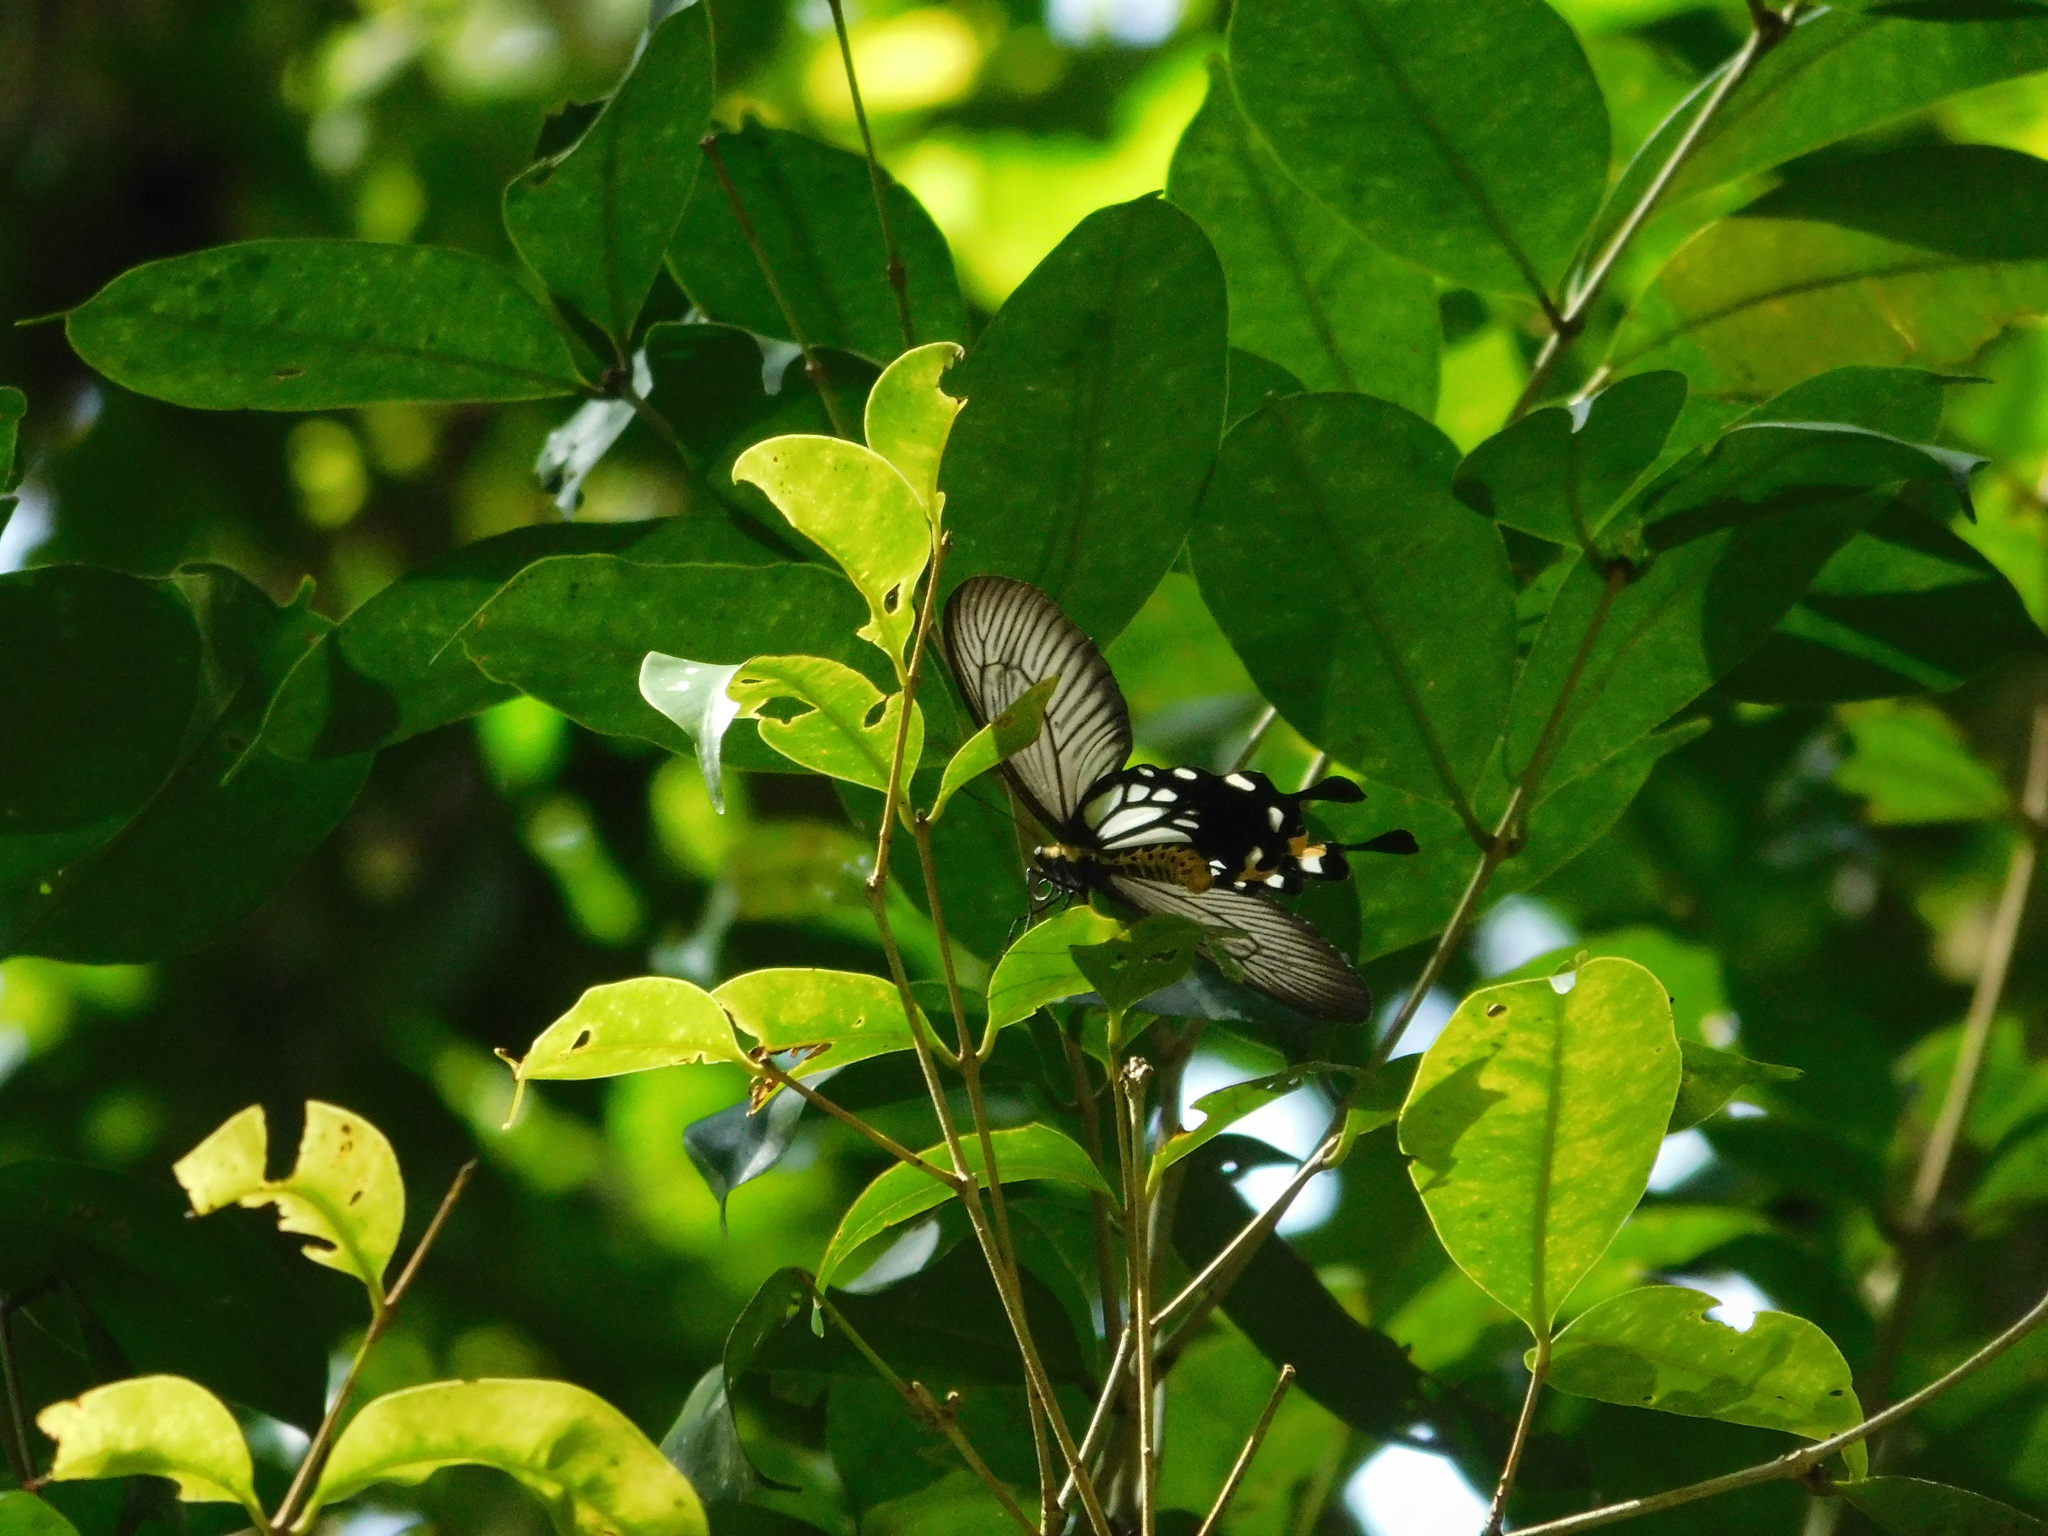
[1103, 873, 1374, 1023]
[943, 575, 1132, 831]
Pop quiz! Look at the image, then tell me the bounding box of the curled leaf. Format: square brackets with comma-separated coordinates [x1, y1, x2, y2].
[864, 340, 966, 513]
[37, 1376, 260, 1520]
[639, 654, 745, 813]
[727, 653, 923, 793]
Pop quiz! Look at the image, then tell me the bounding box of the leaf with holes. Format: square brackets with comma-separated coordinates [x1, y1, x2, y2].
[727, 654, 923, 794]
[1544, 1285, 1867, 1475]
[1070, 913, 1208, 1033]
[173, 1101, 404, 1309]
[505, 977, 751, 1125]
[1400, 958, 1681, 1337]
[864, 341, 966, 515]
[732, 438, 930, 666]
[815, 1124, 1111, 1292]
[36, 1376, 261, 1520]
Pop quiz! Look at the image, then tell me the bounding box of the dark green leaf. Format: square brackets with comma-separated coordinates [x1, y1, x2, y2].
[3, 566, 372, 963]
[670, 120, 965, 364]
[1839, 1477, 2044, 1536]
[0, 1160, 324, 1426]
[1454, 372, 1688, 548]
[0, 1492, 79, 1536]
[1588, 7, 2048, 264]
[1224, 348, 1303, 430]
[1193, 392, 1515, 812]
[1069, 913, 1207, 1027]
[1230, 0, 1608, 298]
[65, 241, 585, 409]
[0, 385, 23, 492]
[258, 515, 775, 761]
[503, 4, 715, 344]
[1672, 1041, 1803, 1133]
[1614, 146, 2048, 401]
[457, 557, 868, 757]
[660, 1366, 760, 1507]
[1167, 57, 1437, 412]
[940, 195, 1228, 645]
[0, 566, 199, 832]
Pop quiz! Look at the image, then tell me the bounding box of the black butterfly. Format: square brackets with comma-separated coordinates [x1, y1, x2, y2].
[941, 575, 1416, 1023]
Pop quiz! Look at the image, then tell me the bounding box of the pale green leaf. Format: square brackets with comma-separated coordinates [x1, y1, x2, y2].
[309, 1378, 707, 1536]
[638, 654, 744, 813]
[732, 437, 929, 664]
[1399, 957, 1682, 1335]
[727, 654, 924, 793]
[1840, 1476, 2046, 1536]
[714, 968, 922, 1077]
[817, 1123, 1112, 1291]
[983, 907, 1124, 1033]
[929, 675, 1052, 823]
[173, 1101, 404, 1308]
[504, 978, 750, 1127]
[864, 341, 966, 514]
[1545, 1285, 1867, 1476]
[36, 1376, 260, 1517]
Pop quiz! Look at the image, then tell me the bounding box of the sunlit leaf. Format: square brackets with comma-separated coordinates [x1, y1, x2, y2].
[1615, 146, 2048, 401]
[1231, 0, 1607, 299]
[670, 120, 966, 365]
[65, 241, 585, 408]
[929, 675, 1052, 823]
[507, 977, 750, 1122]
[727, 654, 923, 793]
[640, 656, 745, 814]
[1194, 392, 1515, 812]
[36, 1376, 260, 1517]
[941, 196, 1228, 646]
[732, 437, 930, 665]
[1454, 372, 1688, 548]
[1167, 57, 1437, 413]
[864, 341, 966, 514]
[983, 906, 1124, 1033]
[1400, 957, 1682, 1335]
[1545, 1285, 1867, 1475]
[714, 968, 922, 1077]
[173, 1100, 404, 1308]
[1840, 1476, 2045, 1536]
[503, 4, 714, 344]
[309, 1379, 708, 1536]
[1671, 1041, 1802, 1133]
[816, 1123, 1111, 1291]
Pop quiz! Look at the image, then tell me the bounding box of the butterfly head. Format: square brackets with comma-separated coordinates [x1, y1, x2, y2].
[1033, 842, 1097, 895]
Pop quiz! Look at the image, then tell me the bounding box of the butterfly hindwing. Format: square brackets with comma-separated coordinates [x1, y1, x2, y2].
[943, 575, 1133, 832]
[1103, 871, 1374, 1023]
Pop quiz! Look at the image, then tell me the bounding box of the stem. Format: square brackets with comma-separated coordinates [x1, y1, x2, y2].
[1231, 706, 1278, 773]
[1059, 1328, 1133, 1518]
[0, 1282, 56, 1486]
[1510, 1278, 2048, 1536]
[823, 0, 915, 352]
[810, 1283, 1035, 1535]
[1121, 1062, 1158, 1536]
[1509, 4, 1797, 420]
[699, 134, 854, 439]
[276, 1162, 477, 1533]
[754, 1057, 962, 1187]
[1063, 1031, 1125, 1346]
[1486, 1335, 1551, 1535]
[1195, 1365, 1296, 1536]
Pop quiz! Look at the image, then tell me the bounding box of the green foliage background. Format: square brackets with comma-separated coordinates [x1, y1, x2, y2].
[10, 1, 2048, 1533]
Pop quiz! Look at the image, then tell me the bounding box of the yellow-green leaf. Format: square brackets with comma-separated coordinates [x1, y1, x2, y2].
[864, 341, 965, 514]
[984, 907, 1124, 1033]
[173, 1101, 404, 1309]
[714, 968, 923, 1076]
[928, 675, 1052, 823]
[817, 1123, 1111, 1291]
[1544, 1285, 1868, 1477]
[728, 654, 923, 794]
[36, 1376, 260, 1519]
[1399, 957, 1682, 1337]
[502, 977, 751, 1126]
[309, 1379, 707, 1536]
[732, 436, 929, 665]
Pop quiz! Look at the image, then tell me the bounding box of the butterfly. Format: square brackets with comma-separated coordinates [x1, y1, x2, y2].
[941, 574, 1416, 1023]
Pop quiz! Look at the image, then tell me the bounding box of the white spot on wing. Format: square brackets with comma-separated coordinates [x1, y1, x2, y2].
[1266, 806, 1285, 831]
[1226, 773, 1255, 790]
[1173, 767, 1198, 780]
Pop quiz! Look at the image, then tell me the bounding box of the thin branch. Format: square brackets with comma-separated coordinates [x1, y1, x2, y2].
[1509, 4, 1797, 420]
[699, 134, 854, 439]
[1063, 1031, 1125, 1346]
[824, 0, 915, 352]
[1486, 1336, 1550, 1535]
[810, 1284, 1035, 1536]
[1231, 706, 1279, 774]
[1059, 1327, 1134, 1518]
[275, 1162, 477, 1533]
[754, 1057, 962, 1187]
[0, 1281, 57, 1486]
[1196, 1365, 1296, 1536]
[1510, 1280, 2048, 1536]
[1122, 1062, 1158, 1536]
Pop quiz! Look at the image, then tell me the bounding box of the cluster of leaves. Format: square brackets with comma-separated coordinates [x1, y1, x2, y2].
[10, 0, 2048, 1534]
